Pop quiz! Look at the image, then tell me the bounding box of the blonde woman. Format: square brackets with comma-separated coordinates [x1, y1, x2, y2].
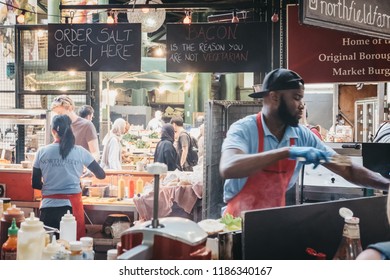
[51, 95, 100, 161]
[100, 118, 127, 170]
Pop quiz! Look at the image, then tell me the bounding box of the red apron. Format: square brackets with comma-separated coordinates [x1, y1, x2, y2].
[225, 112, 296, 217]
[42, 192, 86, 240]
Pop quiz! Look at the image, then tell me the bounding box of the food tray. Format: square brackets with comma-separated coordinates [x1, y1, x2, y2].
[86, 185, 109, 197]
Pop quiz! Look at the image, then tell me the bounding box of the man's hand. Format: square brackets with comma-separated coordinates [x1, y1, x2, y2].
[289, 147, 329, 168]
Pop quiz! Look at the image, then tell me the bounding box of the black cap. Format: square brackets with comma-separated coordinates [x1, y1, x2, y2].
[249, 68, 304, 98]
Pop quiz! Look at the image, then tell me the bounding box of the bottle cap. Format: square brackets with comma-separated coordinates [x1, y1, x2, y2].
[69, 241, 82, 251]
[8, 218, 19, 235]
[80, 237, 93, 247]
[61, 210, 76, 222]
[20, 212, 44, 231]
[339, 207, 353, 219]
[107, 248, 118, 260]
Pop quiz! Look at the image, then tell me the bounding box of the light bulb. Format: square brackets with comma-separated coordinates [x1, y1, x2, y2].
[17, 13, 25, 24]
[142, 0, 150, 13]
[154, 47, 164, 57]
[231, 11, 239, 23]
[183, 15, 191, 24]
[107, 15, 115, 24]
[183, 11, 192, 24]
[271, 12, 279, 23]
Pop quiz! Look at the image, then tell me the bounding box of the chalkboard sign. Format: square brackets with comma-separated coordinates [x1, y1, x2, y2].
[166, 22, 268, 73]
[48, 23, 142, 72]
[300, 0, 390, 40]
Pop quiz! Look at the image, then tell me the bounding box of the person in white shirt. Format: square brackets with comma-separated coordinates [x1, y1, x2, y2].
[146, 110, 164, 132]
[100, 118, 127, 170]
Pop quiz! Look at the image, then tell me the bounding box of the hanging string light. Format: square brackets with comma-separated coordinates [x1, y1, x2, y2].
[154, 45, 164, 57]
[271, 9, 279, 23]
[16, 10, 26, 24]
[183, 11, 192, 24]
[141, 0, 150, 13]
[107, 10, 115, 24]
[231, 10, 239, 23]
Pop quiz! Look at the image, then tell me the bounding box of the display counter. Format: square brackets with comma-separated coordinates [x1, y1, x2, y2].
[0, 165, 39, 201]
[0, 166, 154, 223]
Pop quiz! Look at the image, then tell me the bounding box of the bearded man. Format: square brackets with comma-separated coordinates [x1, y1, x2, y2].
[219, 68, 390, 217]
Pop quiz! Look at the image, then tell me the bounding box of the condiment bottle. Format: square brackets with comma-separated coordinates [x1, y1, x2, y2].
[17, 212, 46, 260]
[128, 177, 135, 198]
[80, 236, 95, 260]
[69, 240, 83, 260]
[107, 248, 118, 260]
[333, 207, 363, 260]
[1, 198, 11, 213]
[136, 177, 144, 195]
[1, 218, 18, 260]
[42, 235, 62, 260]
[0, 205, 25, 249]
[118, 176, 125, 199]
[59, 210, 77, 243]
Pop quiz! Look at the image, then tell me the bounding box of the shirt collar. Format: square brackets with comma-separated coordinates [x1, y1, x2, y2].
[261, 113, 299, 141]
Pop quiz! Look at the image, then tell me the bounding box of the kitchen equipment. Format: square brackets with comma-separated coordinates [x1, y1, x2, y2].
[218, 230, 242, 260]
[242, 195, 390, 260]
[86, 185, 109, 197]
[102, 214, 131, 238]
[80, 179, 92, 194]
[118, 162, 211, 260]
[20, 161, 31, 168]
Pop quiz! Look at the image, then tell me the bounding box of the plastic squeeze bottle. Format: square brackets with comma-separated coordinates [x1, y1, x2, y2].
[0, 205, 25, 249]
[118, 176, 125, 199]
[59, 210, 77, 243]
[69, 240, 83, 260]
[80, 236, 95, 260]
[128, 178, 135, 198]
[136, 177, 144, 195]
[17, 212, 46, 260]
[1, 218, 18, 260]
[42, 235, 62, 260]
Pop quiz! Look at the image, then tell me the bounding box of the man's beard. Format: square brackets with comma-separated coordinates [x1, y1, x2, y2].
[278, 96, 299, 127]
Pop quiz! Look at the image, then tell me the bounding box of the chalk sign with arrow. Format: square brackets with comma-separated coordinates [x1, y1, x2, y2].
[48, 23, 142, 72]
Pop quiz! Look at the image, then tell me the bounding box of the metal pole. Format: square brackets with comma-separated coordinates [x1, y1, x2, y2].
[151, 174, 160, 228]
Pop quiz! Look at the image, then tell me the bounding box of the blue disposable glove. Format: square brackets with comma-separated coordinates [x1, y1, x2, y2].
[289, 147, 330, 168]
